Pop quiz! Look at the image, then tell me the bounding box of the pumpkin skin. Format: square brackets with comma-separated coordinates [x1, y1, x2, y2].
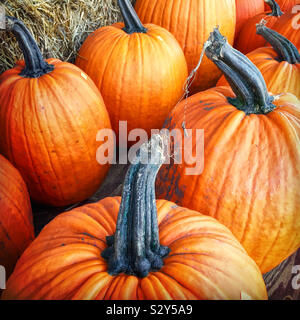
[76, 1, 188, 141]
[265, 0, 300, 12]
[234, 0, 283, 54]
[156, 30, 300, 274]
[272, 12, 300, 50]
[2, 136, 267, 300]
[134, 0, 236, 94]
[235, 0, 265, 35]
[0, 18, 112, 207]
[0, 155, 34, 277]
[220, 25, 300, 99]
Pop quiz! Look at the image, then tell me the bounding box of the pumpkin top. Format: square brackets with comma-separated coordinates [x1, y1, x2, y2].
[256, 21, 300, 64]
[5, 16, 54, 78]
[205, 28, 275, 115]
[118, 0, 147, 34]
[101, 134, 170, 278]
[265, 0, 283, 17]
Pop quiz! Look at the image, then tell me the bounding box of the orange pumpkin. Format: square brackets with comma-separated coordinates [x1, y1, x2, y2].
[235, 0, 283, 54]
[0, 17, 112, 207]
[265, 0, 300, 11]
[76, 0, 188, 142]
[219, 24, 300, 99]
[235, 0, 265, 36]
[0, 155, 34, 277]
[134, 0, 236, 94]
[156, 28, 300, 274]
[272, 12, 300, 50]
[1, 135, 268, 300]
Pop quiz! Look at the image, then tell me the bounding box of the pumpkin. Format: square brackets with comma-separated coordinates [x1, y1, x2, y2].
[272, 12, 300, 50]
[0, 17, 112, 207]
[134, 0, 236, 94]
[76, 0, 188, 143]
[156, 28, 300, 274]
[219, 23, 300, 99]
[235, 0, 283, 54]
[235, 0, 265, 36]
[0, 155, 34, 277]
[1, 135, 268, 300]
[265, 0, 300, 12]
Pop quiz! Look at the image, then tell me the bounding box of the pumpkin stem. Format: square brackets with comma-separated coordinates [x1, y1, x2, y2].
[205, 28, 275, 115]
[5, 16, 54, 78]
[102, 134, 170, 278]
[256, 22, 300, 64]
[264, 0, 283, 17]
[118, 0, 147, 34]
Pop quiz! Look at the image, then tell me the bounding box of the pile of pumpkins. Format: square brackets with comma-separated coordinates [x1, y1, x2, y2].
[0, 0, 299, 300]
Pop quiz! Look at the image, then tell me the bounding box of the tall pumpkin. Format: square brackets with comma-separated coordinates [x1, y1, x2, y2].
[235, 0, 283, 54]
[0, 155, 34, 277]
[219, 24, 300, 99]
[2, 135, 267, 300]
[235, 0, 265, 35]
[134, 0, 236, 94]
[0, 17, 112, 207]
[76, 0, 188, 142]
[156, 28, 300, 274]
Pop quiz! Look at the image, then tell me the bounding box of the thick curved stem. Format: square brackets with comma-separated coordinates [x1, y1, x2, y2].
[102, 135, 170, 278]
[118, 0, 147, 34]
[265, 0, 283, 17]
[6, 16, 54, 78]
[256, 22, 300, 64]
[205, 28, 275, 115]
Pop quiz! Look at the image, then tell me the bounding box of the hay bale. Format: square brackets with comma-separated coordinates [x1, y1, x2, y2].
[0, 0, 136, 74]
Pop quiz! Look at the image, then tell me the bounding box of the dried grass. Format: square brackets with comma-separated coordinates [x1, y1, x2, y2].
[0, 0, 136, 74]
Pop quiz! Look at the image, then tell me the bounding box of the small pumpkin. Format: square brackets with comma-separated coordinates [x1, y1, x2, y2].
[2, 135, 268, 300]
[265, 0, 300, 12]
[0, 17, 112, 207]
[272, 11, 300, 50]
[235, 0, 283, 54]
[156, 28, 300, 274]
[76, 0, 188, 142]
[235, 0, 265, 35]
[0, 155, 34, 277]
[134, 0, 236, 93]
[219, 23, 300, 99]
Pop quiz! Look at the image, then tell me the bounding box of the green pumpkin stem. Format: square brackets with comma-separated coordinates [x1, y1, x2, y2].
[5, 16, 54, 78]
[118, 0, 147, 34]
[205, 28, 275, 115]
[101, 134, 170, 278]
[256, 22, 300, 64]
[265, 0, 283, 17]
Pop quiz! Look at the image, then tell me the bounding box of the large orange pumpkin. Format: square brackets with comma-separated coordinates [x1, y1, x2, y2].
[76, 0, 188, 142]
[265, 0, 300, 12]
[156, 28, 300, 274]
[235, 0, 265, 36]
[272, 12, 300, 49]
[235, 0, 283, 54]
[134, 0, 236, 94]
[0, 155, 34, 277]
[0, 17, 112, 207]
[2, 135, 268, 300]
[219, 24, 300, 99]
